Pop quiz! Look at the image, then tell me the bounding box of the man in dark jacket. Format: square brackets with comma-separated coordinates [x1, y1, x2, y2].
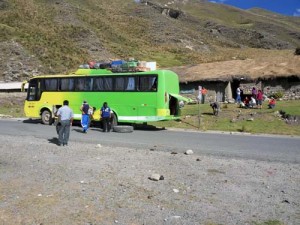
[101, 102, 111, 132]
[80, 100, 90, 133]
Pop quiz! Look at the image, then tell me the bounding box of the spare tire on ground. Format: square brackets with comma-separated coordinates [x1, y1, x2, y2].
[113, 125, 134, 133]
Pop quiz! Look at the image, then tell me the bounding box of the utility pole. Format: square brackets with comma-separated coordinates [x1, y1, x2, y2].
[198, 102, 201, 129]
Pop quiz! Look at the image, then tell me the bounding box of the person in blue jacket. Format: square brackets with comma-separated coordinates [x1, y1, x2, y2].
[80, 100, 90, 133]
[101, 102, 111, 132]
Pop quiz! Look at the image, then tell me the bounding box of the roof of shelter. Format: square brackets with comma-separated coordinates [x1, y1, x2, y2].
[170, 55, 300, 83]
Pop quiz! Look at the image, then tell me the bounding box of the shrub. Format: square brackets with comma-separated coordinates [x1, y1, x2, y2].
[269, 91, 284, 99]
[295, 47, 300, 55]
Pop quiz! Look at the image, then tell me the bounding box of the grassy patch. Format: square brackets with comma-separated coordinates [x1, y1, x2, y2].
[150, 100, 300, 136]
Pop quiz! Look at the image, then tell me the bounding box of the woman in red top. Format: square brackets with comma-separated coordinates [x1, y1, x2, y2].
[256, 90, 263, 109]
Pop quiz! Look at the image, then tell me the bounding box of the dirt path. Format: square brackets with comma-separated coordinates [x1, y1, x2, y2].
[0, 134, 299, 225]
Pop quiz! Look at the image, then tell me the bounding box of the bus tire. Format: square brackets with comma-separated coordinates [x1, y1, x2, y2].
[113, 125, 134, 133]
[110, 113, 118, 130]
[41, 110, 52, 125]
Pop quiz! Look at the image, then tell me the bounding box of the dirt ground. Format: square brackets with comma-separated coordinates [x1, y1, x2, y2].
[0, 92, 26, 106]
[0, 134, 299, 225]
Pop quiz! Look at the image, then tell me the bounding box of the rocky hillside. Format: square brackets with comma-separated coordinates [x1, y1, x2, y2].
[0, 0, 300, 81]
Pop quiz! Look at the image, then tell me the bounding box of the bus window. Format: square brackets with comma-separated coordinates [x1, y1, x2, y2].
[93, 77, 113, 91]
[126, 77, 136, 91]
[28, 86, 37, 101]
[115, 76, 136, 91]
[85, 78, 92, 91]
[61, 78, 74, 91]
[139, 76, 157, 92]
[44, 79, 58, 91]
[115, 77, 125, 91]
[75, 78, 85, 91]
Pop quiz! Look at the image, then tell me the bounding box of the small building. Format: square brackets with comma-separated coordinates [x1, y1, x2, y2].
[170, 55, 300, 102]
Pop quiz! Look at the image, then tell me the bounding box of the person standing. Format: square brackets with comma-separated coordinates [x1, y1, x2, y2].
[249, 96, 256, 108]
[252, 87, 257, 102]
[201, 87, 207, 104]
[57, 100, 74, 146]
[257, 90, 263, 109]
[236, 86, 242, 104]
[101, 102, 111, 132]
[80, 100, 90, 133]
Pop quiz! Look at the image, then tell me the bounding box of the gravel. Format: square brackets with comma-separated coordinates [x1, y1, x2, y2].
[0, 134, 299, 225]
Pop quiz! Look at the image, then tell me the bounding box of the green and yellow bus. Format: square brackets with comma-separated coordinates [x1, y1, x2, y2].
[23, 69, 190, 125]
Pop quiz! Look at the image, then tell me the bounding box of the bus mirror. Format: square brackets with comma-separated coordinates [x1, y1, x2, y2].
[21, 81, 27, 92]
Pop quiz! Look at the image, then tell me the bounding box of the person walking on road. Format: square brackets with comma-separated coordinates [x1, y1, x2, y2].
[101, 102, 111, 132]
[80, 100, 90, 133]
[57, 100, 74, 146]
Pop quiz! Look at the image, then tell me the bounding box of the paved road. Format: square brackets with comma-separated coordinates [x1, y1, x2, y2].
[1, 118, 299, 164]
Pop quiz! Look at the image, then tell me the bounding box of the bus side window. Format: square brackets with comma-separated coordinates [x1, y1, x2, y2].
[126, 77, 136, 91]
[85, 78, 92, 91]
[93, 77, 113, 91]
[75, 78, 85, 91]
[151, 77, 157, 91]
[139, 76, 157, 92]
[45, 79, 58, 91]
[61, 78, 74, 91]
[115, 77, 125, 91]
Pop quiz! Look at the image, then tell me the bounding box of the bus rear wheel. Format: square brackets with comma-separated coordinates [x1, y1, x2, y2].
[41, 110, 52, 125]
[110, 113, 118, 130]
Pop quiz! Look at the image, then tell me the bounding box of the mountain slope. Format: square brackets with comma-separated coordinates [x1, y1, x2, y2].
[0, 0, 299, 81]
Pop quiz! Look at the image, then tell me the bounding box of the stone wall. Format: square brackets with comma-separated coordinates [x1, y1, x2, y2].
[262, 77, 300, 100]
[180, 76, 300, 103]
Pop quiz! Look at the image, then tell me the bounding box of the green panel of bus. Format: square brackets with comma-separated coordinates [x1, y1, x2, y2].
[23, 69, 190, 125]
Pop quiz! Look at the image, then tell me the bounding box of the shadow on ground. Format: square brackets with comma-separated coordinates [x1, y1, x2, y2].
[48, 137, 60, 146]
[133, 124, 166, 131]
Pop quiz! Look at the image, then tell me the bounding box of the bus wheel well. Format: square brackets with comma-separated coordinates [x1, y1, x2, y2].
[41, 108, 53, 125]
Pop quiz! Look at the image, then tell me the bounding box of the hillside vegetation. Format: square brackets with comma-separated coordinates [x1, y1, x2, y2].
[0, 0, 300, 80]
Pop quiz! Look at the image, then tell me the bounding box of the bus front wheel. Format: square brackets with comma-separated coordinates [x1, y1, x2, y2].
[41, 110, 52, 125]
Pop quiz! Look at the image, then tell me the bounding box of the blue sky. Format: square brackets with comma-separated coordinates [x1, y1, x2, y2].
[209, 0, 300, 17]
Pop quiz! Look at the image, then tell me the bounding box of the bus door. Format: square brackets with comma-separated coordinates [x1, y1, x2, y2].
[24, 79, 41, 117]
[169, 93, 191, 116]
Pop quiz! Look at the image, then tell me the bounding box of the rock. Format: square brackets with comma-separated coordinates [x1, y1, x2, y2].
[173, 189, 179, 193]
[149, 174, 161, 181]
[185, 149, 194, 155]
[96, 144, 102, 148]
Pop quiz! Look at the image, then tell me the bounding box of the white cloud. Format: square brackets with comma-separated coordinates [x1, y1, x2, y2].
[293, 8, 300, 17]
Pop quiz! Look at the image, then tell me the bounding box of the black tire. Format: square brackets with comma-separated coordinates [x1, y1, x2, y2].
[113, 125, 134, 133]
[110, 113, 118, 130]
[41, 110, 52, 125]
